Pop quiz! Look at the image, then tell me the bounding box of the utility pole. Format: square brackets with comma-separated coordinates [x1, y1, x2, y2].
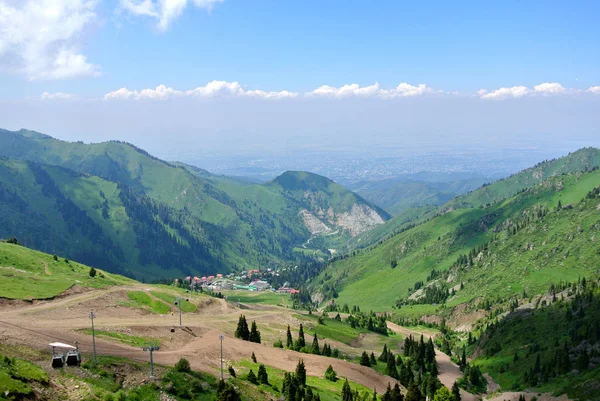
[175, 297, 183, 327]
[142, 343, 160, 378]
[219, 334, 225, 380]
[89, 311, 97, 365]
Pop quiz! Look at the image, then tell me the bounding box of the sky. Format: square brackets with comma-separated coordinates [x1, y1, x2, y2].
[0, 0, 599, 159]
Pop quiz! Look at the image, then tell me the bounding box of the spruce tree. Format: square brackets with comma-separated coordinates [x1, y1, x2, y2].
[451, 381, 461, 401]
[342, 379, 353, 401]
[297, 324, 306, 349]
[392, 383, 404, 401]
[379, 344, 389, 362]
[247, 369, 258, 384]
[325, 364, 337, 382]
[405, 383, 422, 401]
[360, 351, 371, 367]
[257, 364, 269, 385]
[235, 315, 250, 341]
[251, 352, 257, 363]
[370, 352, 377, 365]
[296, 359, 307, 386]
[311, 333, 320, 354]
[249, 320, 261, 343]
[382, 383, 393, 401]
[385, 353, 399, 379]
[286, 325, 294, 348]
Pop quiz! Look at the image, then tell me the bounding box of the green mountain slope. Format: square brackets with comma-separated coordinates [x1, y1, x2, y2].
[0, 129, 388, 277]
[0, 241, 133, 300]
[351, 177, 489, 216]
[309, 157, 600, 313]
[446, 147, 600, 209]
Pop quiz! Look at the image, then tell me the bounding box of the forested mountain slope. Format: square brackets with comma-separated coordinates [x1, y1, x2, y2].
[0, 129, 387, 278]
[309, 156, 600, 313]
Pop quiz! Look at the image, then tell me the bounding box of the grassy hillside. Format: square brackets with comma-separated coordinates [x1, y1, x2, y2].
[310, 166, 600, 313]
[0, 129, 388, 277]
[470, 282, 600, 400]
[0, 242, 132, 300]
[446, 147, 600, 209]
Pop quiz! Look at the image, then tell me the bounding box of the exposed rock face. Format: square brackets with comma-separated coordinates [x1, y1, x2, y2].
[299, 204, 385, 237]
[335, 204, 386, 236]
[300, 209, 332, 235]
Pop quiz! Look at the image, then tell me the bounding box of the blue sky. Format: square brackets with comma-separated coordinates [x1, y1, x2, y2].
[0, 0, 599, 156]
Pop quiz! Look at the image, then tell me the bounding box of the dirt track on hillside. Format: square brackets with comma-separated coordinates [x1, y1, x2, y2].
[0, 285, 400, 393]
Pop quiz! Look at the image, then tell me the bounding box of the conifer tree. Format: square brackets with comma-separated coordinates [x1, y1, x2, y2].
[296, 359, 307, 386]
[360, 351, 371, 367]
[257, 364, 269, 385]
[297, 324, 306, 349]
[380, 344, 389, 362]
[247, 369, 258, 384]
[311, 333, 320, 354]
[235, 315, 250, 341]
[286, 325, 294, 348]
[451, 381, 461, 401]
[392, 383, 404, 401]
[342, 379, 353, 401]
[370, 352, 377, 365]
[249, 320, 261, 343]
[385, 353, 399, 379]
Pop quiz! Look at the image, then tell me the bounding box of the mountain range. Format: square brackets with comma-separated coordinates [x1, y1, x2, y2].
[0, 128, 389, 279]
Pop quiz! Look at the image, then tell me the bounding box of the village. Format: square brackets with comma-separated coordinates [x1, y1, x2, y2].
[177, 267, 301, 295]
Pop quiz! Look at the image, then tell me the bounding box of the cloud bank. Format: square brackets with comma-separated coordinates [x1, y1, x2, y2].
[0, 0, 100, 80]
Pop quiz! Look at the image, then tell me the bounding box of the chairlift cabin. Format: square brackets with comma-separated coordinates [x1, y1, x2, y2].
[49, 342, 80, 368]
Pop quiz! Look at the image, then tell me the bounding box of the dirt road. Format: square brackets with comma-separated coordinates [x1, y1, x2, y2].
[0, 286, 400, 393]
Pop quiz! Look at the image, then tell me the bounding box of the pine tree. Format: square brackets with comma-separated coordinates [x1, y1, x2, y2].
[235, 315, 250, 341]
[405, 383, 422, 401]
[460, 347, 466, 372]
[342, 379, 353, 401]
[251, 352, 257, 363]
[286, 325, 293, 348]
[392, 383, 403, 401]
[382, 383, 393, 401]
[370, 352, 377, 366]
[324, 364, 337, 382]
[249, 320, 261, 343]
[311, 333, 320, 354]
[247, 369, 258, 384]
[451, 382, 461, 401]
[257, 364, 269, 385]
[217, 380, 241, 401]
[297, 324, 306, 349]
[360, 351, 371, 367]
[296, 359, 307, 386]
[385, 353, 399, 379]
[380, 344, 389, 362]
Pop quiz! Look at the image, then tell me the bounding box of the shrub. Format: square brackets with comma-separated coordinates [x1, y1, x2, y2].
[324, 365, 337, 382]
[174, 358, 190, 372]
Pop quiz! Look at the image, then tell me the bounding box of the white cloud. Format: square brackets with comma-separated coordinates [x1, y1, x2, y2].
[120, 0, 224, 31]
[379, 83, 432, 98]
[480, 86, 530, 100]
[307, 82, 432, 98]
[104, 81, 298, 100]
[308, 82, 380, 98]
[0, 0, 100, 80]
[587, 86, 600, 95]
[40, 91, 77, 100]
[533, 82, 566, 94]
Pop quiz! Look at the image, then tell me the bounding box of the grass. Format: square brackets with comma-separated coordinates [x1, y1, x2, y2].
[150, 291, 197, 313]
[296, 314, 370, 346]
[0, 353, 48, 400]
[311, 168, 600, 313]
[236, 359, 374, 401]
[79, 328, 159, 348]
[222, 290, 292, 307]
[0, 242, 132, 300]
[125, 291, 171, 314]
